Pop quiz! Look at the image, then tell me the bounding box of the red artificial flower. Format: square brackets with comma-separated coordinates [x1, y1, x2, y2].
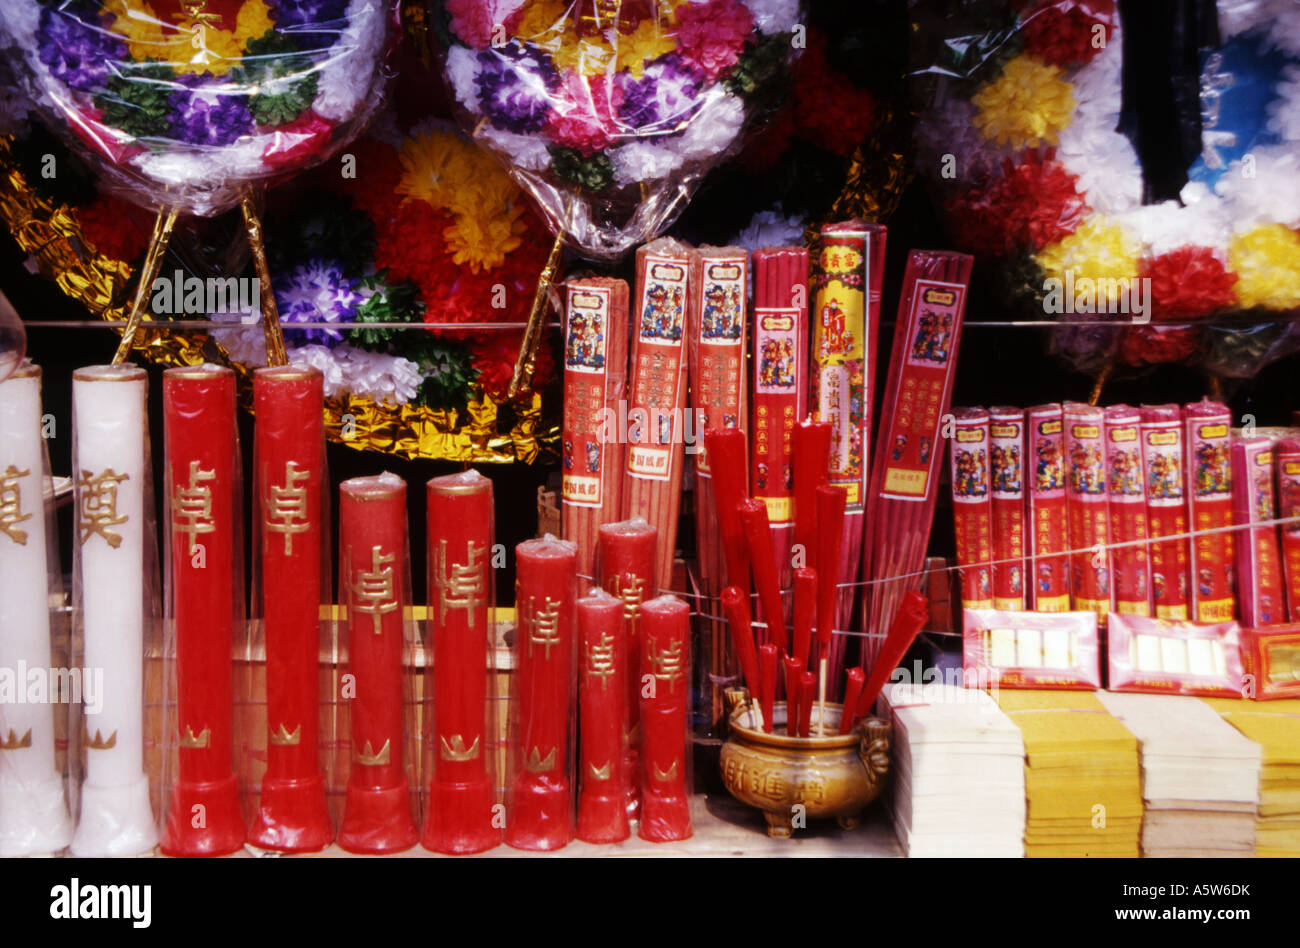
[333, 138, 404, 217]
[1141, 247, 1239, 321]
[1119, 324, 1203, 367]
[372, 200, 461, 312]
[736, 107, 798, 175]
[990, 148, 1090, 253]
[470, 331, 557, 401]
[791, 33, 876, 157]
[77, 194, 152, 262]
[1020, 0, 1117, 69]
[67, 106, 145, 167]
[262, 111, 336, 171]
[944, 187, 1014, 256]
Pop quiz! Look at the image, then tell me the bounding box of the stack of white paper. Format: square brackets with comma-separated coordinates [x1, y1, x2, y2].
[1097, 691, 1260, 857]
[883, 683, 1025, 857]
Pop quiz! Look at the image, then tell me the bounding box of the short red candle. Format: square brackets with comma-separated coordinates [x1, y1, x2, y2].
[576, 589, 629, 843]
[740, 499, 787, 653]
[758, 643, 778, 735]
[638, 595, 692, 842]
[337, 474, 418, 855]
[705, 427, 751, 590]
[793, 419, 832, 567]
[159, 366, 245, 857]
[507, 536, 578, 851]
[422, 471, 498, 855]
[597, 518, 657, 823]
[840, 668, 866, 735]
[815, 485, 847, 659]
[249, 366, 332, 853]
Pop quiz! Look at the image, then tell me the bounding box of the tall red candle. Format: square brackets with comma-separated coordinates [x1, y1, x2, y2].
[507, 536, 578, 851]
[720, 585, 761, 715]
[791, 567, 816, 669]
[159, 365, 245, 857]
[596, 518, 656, 822]
[249, 366, 332, 852]
[814, 485, 846, 663]
[740, 498, 787, 653]
[793, 419, 832, 572]
[638, 594, 692, 842]
[337, 474, 418, 855]
[704, 426, 751, 590]
[783, 654, 802, 737]
[576, 588, 629, 843]
[422, 471, 498, 854]
[758, 642, 778, 735]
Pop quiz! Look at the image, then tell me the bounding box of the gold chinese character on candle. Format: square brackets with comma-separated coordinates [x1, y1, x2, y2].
[351, 546, 397, 635]
[525, 597, 562, 659]
[648, 636, 684, 693]
[0, 464, 31, 545]
[435, 540, 485, 627]
[586, 631, 616, 689]
[265, 461, 311, 555]
[77, 468, 129, 549]
[173, 461, 215, 554]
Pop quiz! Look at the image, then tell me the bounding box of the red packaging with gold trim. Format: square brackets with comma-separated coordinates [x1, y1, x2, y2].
[989, 407, 1026, 610]
[1242, 624, 1300, 699]
[1275, 437, 1300, 621]
[1103, 405, 1150, 616]
[1027, 404, 1069, 611]
[949, 408, 993, 610]
[1184, 400, 1235, 623]
[1141, 406, 1190, 620]
[1063, 402, 1109, 622]
[1232, 437, 1286, 628]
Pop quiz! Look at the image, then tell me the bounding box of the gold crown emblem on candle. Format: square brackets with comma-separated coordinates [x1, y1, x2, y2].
[1, 728, 32, 750]
[439, 734, 480, 762]
[588, 760, 612, 782]
[270, 723, 301, 747]
[87, 729, 117, 750]
[353, 739, 391, 767]
[180, 726, 210, 749]
[525, 746, 557, 774]
[653, 760, 678, 782]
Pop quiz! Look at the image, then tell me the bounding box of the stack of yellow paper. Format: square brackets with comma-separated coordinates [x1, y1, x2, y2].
[997, 690, 1143, 857]
[1202, 698, 1300, 858]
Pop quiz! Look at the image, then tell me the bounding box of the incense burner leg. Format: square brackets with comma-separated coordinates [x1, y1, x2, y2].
[837, 812, 861, 831]
[763, 810, 794, 838]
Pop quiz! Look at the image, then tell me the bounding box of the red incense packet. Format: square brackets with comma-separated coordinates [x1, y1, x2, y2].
[752, 247, 809, 593]
[1141, 406, 1190, 620]
[862, 250, 973, 665]
[562, 277, 630, 581]
[1063, 402, 1109, 623]
[1103, 405, 1150, 616]
[1184, 400, 1235, 622]
[622, 238, 692, 591]
[1242, 625, 1300, 699]
[989, 407, 1027, 610]
[1027, 404, 1069, 611]
[962, 608, 1102, 691]
[1232, 437, 1286, 627]
[1107, 613, 1244, 699]
[950, 407, 993, 610]
[1274, 437, 1300, 621]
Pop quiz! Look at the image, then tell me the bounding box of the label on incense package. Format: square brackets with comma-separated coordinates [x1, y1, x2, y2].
[690, 252, 748, 478]
[627, 255, 689, 483]
[1184, 401, 1235, 623]
[1063, 403, 1109, 622]
[1233, 437, 1285, 627]
[1274, 437, 1300, 622]
[950, 409, 993, 610]
[563, 283, 619, 509]
[1104, 406, 1150, 616]
[753, 304, 802, 523]
[1141, 407, 1190, 620]
[989, 408, 1026, 610]
[1028, 404, 1069, 612]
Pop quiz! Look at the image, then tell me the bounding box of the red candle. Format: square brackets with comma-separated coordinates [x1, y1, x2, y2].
[159, 365, 245, 857]
[704, 427, 751, 591]
[840, 667, 865, 735]
[337, 474, 418, 855]
[815, 485, 847, 662]
[793, 419, 832, 569]
[758, 643, 778, 735]
[850, 591, 929, 729]
[249, 366, 332, 853]
[576, 588, 630, 843]
[791, 567, 816, 669]
[596, 518, 656, 822]
[422, 471, 498, 854]
[638, 595, 692, 842]
[507, 536, 578, 851]
[720, 585, 761, 715]
[798, 670, 816, 737]
[740, 498, 787, 653]
[783, 655, 802, 737]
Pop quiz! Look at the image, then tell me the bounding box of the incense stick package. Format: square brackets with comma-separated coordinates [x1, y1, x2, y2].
[622, 238, 692, 591]
[962, 608, 1102, 691]
[1184, 400, 1235, 623]
[562, 278, 630, 581]
[1276, 437, 1300, 621]
[813, 222, 886, 669]
[950, 408, 993, 611]
[1107, 613, 1244, 698]
[1232, 437, 1286, 627]
[1141, 406, 1190, 620]
[989, 407, 1027, 610]
[752, 247, 810, 596]
[1063, 402, 1109, 623]
[1027, 404, 1069, 612]
[862, 250, 973, 666]
[1103, 405, 1150, 616]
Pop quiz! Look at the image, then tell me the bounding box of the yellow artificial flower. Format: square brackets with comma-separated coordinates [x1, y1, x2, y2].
[444, 204, 527, 272]
[616, 19, 677, 77]
[235, 0, 275, 44]
[515, 0, 570, 48]
[552, 35, 616, 77]
[397, 131, 481, 210]
[1035, 216, 1140, 311]
[107, 0, 168, 60]
[972, 55, 1075, 150]
[107, 0, 267, 75]
[1228, 224, 1300, 310]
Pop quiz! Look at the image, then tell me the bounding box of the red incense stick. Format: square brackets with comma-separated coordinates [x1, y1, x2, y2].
[849, 591, 930, 731]
[793, 418, 832, 570]
[840, 667, 866, 734]
[740, 498, 788, 654]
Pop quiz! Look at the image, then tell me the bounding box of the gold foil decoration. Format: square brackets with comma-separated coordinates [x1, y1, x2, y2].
[507, 230, 564, 400]
[112, 207, 178, 365]
[813, 102, 914, 244]
[239, 190, 288, 367]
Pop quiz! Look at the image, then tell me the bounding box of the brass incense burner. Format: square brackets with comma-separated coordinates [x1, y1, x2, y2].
[719, 691, 891, 838]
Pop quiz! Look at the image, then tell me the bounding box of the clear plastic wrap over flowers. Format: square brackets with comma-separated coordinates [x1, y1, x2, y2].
[1, 0, 399, 217]
[436, 0, 804, 260]
[907, 0, 1300, 379]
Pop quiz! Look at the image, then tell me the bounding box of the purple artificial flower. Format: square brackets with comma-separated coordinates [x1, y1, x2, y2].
[168, 78, 253, 146]
[267, 0, 351, 29]
[617, 54, 704, 135]
[37, 6, 127, 93]
[274, 259, 364, 347]
[476, 40, 557, 134]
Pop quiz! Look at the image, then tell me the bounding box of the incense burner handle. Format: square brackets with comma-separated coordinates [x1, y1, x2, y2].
[857, 717, 891, 786]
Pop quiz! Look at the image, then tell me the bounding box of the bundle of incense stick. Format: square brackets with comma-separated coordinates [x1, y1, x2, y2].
[862, 250, 972, 668]
[1141, 405, 1190, 620]
[751, 247, 810, 603]
[989, 407, 1026, 610]
[1103, 405, 1151, 616]
[1027, 403, 1069, 611]
[621, 237, 692, 592]
[813, 222, 886, 675]
[844, 591, 929, 733]
[703, 427, 750, 727]
[562, 277, 630, 581]
[1184, 400, 1235, 623]
[1276, 436, 1300, 621]
[1233, 437, 1286, 627]
[1063, 402, 1109, 623]
[949, 408, 993, 611]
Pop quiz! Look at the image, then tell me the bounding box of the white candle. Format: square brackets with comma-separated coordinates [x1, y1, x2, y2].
[0, 363, 74, 856]
[69, 365, 157, 857]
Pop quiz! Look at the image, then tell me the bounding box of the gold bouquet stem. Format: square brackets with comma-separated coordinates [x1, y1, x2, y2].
[506, 229, 564, 400]
[111, 207, 178, 365]
[240, 190, 288, 368]
[1088, 358, 1114, 407]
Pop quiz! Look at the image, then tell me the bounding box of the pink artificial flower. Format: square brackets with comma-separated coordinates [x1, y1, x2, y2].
[546, 75, 622, 155]
[674, 0, 754, 83]
[446, 0, 528, 50]
[262, 112, 336, 170]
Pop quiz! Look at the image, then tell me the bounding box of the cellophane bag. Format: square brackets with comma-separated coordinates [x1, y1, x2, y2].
[435, 0, 804, 258]
[1, 0, 399, 216]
